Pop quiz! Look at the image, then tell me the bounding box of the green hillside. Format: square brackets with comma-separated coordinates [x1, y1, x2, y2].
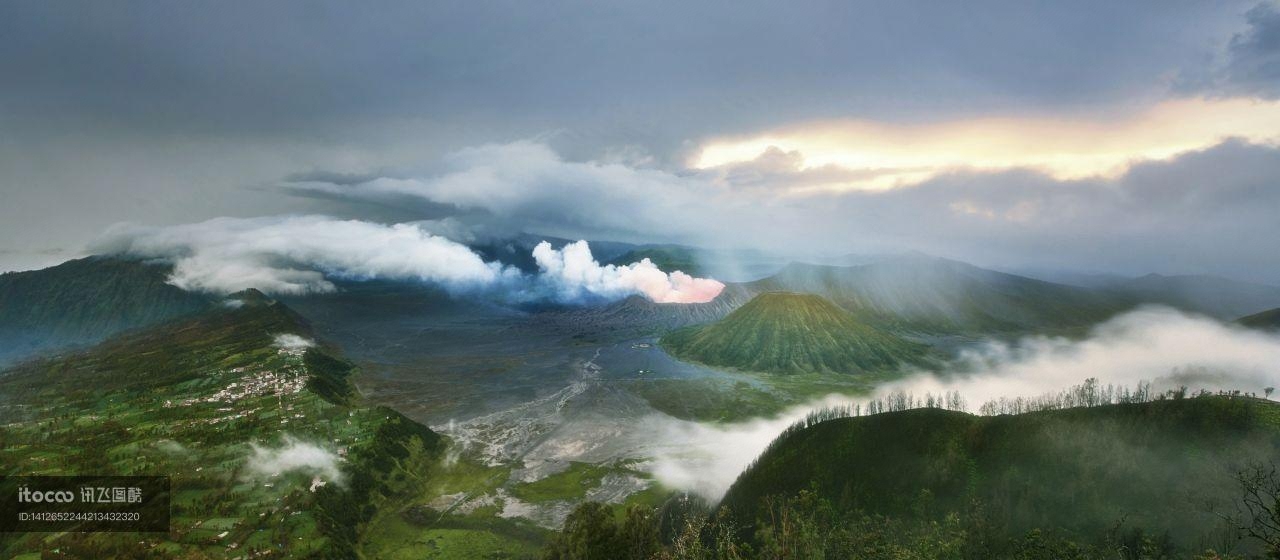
[0, 256, 213, 364]
[0, 293, 540, 558]
[661, 292, 927, 375]
[1239, 307, 1280, 330]
[719, 396, 1280, 555]
[750, 256, 1135, 334]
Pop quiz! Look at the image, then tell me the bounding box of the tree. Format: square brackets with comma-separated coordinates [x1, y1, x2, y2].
[1231, 462, 1280, 558]
[618, 505, 661, 560]
[544, 502, 660, 560]
[1265, 387, 1274, 400]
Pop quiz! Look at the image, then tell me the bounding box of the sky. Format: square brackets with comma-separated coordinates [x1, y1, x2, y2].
[3, 0, 1280, 283]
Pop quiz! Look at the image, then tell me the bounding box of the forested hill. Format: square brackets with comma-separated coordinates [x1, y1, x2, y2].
[720, 396, 1280, 555]
[0, 256, 213, 365]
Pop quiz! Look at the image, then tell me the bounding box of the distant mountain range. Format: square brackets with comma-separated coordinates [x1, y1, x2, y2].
[662, 292, 929, 376]
[747, 256, 1135, 334]
[1105, 273, 1280, 319]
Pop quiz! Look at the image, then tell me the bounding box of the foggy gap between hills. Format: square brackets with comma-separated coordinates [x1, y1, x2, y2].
[643, 306, 1280, 500]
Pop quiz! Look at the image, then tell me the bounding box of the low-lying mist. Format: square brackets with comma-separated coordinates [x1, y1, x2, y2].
[645, 307, 1280, 500]
[245, 435, 344, 485]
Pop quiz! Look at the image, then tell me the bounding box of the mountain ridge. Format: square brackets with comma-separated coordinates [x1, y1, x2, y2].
[0, 256, 214, 365]
[1239, 307, 1280, 330]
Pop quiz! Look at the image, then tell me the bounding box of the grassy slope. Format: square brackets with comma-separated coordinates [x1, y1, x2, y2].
[0, 256, 213, 364]
[722, 397, 1280, 549]
[662, 292, 927, 376]
[0, 294, 449, 559]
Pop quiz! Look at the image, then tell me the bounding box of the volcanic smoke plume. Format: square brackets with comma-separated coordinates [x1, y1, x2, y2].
[532, 240, 724, 304]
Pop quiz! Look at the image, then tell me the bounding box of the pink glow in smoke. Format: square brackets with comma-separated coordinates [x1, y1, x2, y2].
[639, 268, 725, 303]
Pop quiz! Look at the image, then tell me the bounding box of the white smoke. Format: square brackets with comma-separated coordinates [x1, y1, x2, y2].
[153, 439, 190, 456]
[92, 215, 727, 304]
[532, 240, 724, 304]
[646, 307, 1280, 500]
[245, 435, 344, 484]
[95, 216, 514, 295]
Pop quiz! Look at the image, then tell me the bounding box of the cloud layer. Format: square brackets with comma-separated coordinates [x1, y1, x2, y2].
[92, 215, 726, 304]
[94, 216, 512, 295]
[646, 308, 1280, 500]
[694, 97, 1280, 188]
[882, 307, 1280, 404]
[287, 137, 1280, 283]
[1, 1, 1272, 280]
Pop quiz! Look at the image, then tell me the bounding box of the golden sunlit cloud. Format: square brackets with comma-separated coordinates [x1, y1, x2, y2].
[693, 97, 1280, 191]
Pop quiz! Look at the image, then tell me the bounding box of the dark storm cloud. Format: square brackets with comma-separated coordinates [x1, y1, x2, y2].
[1224, 2, 1280, 97]
[0, 0, 1275, 281]
[0, 0, 1250, 149]
[273, 180, 466, 224]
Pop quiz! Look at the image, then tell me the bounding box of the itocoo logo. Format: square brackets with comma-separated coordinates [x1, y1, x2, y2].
[17, 486, 74, 503]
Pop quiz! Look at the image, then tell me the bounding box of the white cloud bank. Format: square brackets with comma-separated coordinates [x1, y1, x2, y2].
[646, 307, 1280, 500]
[877, 306, 1280, 404]
[96, 215, 510, 295]
[245, 435, 344, 484]
[93, 215, 725, 304]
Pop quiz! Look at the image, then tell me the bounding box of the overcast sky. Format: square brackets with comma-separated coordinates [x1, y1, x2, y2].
[3, 0, 1280, 283]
